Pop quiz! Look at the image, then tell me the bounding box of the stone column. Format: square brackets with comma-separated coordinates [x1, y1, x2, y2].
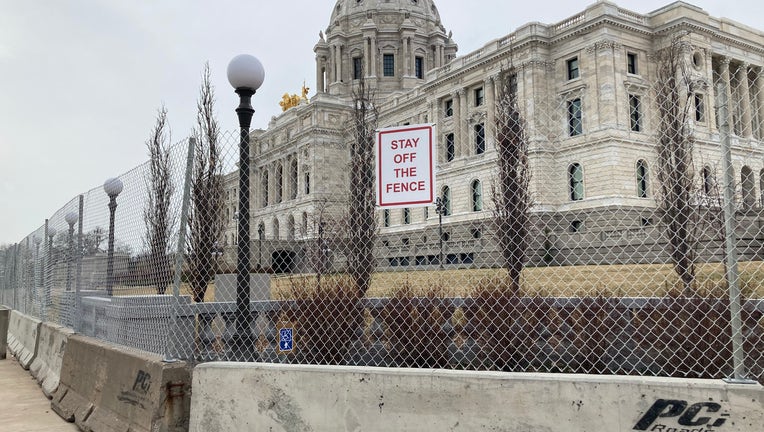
[458, 88, 468, 156]
[485, 75, 497, 150]
[720, 57, 734, 132]
[331, 45, 338, 83]
[594, 41, 617, 130]
[738, 63, 753, 138]
[756, 68, 764, 140]
[452, 90, 462, 158]
[337, 44, 343, 83]
[316, 57, 325, 93]
[364, 38, 370, 78]
[705, 52, 716, 131]
[402, 37, 410, 76]
[370, 37, 378, 77]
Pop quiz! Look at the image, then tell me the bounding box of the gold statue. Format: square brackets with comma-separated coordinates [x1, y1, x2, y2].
[279, 82, 310, 112]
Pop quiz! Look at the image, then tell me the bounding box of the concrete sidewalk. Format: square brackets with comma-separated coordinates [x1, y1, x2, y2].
[0, 351, 78, 432]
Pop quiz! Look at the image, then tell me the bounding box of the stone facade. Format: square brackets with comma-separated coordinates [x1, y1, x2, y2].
[223, 0, 764, 272]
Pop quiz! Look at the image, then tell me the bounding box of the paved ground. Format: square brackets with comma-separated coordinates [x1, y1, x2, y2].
[0, 351, 79, 432]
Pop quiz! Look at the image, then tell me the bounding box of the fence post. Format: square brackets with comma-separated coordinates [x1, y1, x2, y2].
[717, 83, 754, 383]
[75, 194, 84, 332]
[164, 137, 196, 362]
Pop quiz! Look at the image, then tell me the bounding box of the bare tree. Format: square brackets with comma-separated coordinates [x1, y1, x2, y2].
[654, 36, 700, 294]
[307, 198, 337, 288]
[188, 63, 224, 303]
[344, 75, 378, 296]
[492, 70, 532, 293]
[143, 105, 174, 294]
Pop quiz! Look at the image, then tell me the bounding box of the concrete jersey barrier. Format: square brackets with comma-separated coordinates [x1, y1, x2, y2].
[0, 308, 8, 359]
[190, 363, 764, 432]
[29, 322, 74, 398]
[51, 335, 191, 432]
[6, 310, 41, 369]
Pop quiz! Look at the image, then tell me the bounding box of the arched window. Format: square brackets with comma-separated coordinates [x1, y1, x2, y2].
[272, 218, 280, 240]
[636, 160, 649, 198]
[257, 222, 265, 240]
[261, 170, 269, 207]
[568, 163, 584, 201]
[287, 215, 295, 241]
[442, 186, 452, 216]
[301, 212, 308, 237]
[741, 166, 755, 208]
[290, 159, 298, 200]
[703, 166, 713, 195]
[471, 180, 483, 211]
[276, 163, 283, 203]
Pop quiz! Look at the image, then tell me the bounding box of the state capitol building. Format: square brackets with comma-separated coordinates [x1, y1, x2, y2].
[220, 0, 764, 273]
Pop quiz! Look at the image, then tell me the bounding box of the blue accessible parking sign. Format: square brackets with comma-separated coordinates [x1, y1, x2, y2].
[279, 328, 293, 352]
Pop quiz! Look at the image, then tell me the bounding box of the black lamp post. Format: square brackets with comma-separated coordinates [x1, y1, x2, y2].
[103, 177, 123, 296]
[45, 224, 56, 310]
[65, 211, 78, 291]
[227, 53, 265, 360]
[435, 197, 444, 270]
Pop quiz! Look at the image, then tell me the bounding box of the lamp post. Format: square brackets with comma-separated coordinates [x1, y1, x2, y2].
[65, 211, 78, 291]
[103, 177, 123, 296]
[227, 53, 265, 360]
[435, 197, 444, 270]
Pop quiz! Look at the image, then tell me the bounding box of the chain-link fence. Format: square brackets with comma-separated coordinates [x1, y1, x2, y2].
[2, 36, 763, 386]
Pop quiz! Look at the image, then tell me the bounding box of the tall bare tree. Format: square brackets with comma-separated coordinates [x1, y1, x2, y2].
[492, 71, 532, 293]
[654, 36, 699, 294]
[188, 63, 224, 303]
[143, 105, 174, 294]
[345, 75, 378, 296]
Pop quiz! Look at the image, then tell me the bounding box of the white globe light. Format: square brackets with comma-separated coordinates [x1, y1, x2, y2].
[227, 54, 265, 91]
[65, 211, 78, 226]
[47, 227, 57, 237]
[103, 177, 124, 197]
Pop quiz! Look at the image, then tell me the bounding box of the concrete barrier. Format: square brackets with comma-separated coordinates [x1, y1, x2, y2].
[52, 335, 191, 432]
[6, 310, 41, 369]
[191, 363, 764, 432]
[0, 307, 8, 359]
[29, 322, 74, 398]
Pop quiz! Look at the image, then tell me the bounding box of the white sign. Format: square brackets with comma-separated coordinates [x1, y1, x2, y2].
[376, 124, 436, 208]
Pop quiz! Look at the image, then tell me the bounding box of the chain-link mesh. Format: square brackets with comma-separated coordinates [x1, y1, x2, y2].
[1, 34, 763, 385]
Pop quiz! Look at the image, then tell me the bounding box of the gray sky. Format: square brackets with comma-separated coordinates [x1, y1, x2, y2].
[1, 0, 763, 245]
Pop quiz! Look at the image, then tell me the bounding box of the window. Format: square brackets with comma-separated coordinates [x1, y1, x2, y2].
[567, 98, 582, 136]
[445, 133, 455, 162]
[383, 209, 390, 227]
[568, 163, 584, 201]
[474, 123, 485, 154]
[304, 172, 310, 195]
[403, 208, 411, 224]
[444, 99, 453, 117]
[383, 54, 395, 77]
[569, 220, 583, 233]
[703, 166, 713, 195]
[415, 56, 424, 79]
[507, 73, 518, 96]
[694, 93, 705, 122]
[474, 87, 484, 106]
[636, 160, 648, 198]
[627, 52, 638, 75]
[442, 186, 452, 216]
[261, 171, 269, 207]
[290, 159, 298, 200]
[471, 180, 482, 211]
[567, 57, 579, 80]
[275, 164, 283, 203]
[353, 57, 363, 80]
[629, 94, 642, 132]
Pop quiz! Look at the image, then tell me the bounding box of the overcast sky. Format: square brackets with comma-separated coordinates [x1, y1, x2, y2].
[1, 0, 763, 245]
